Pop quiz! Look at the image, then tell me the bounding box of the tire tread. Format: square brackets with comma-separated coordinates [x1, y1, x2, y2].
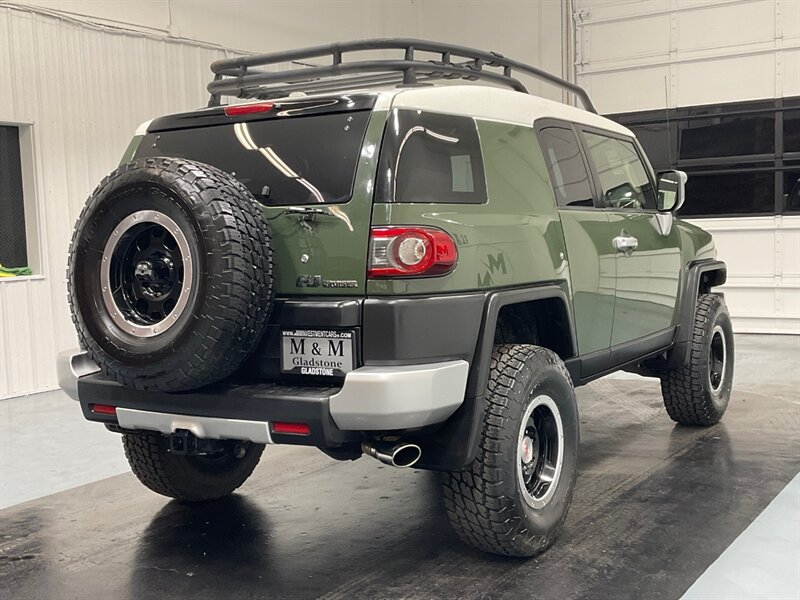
[68, 157, 274, 391]
[122, 432, 263, 502]
[443, 344, 575, 557]
[661, 293, 729, 426]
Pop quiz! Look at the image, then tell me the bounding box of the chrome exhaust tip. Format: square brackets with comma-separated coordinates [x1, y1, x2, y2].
[361, 441, 422, 468]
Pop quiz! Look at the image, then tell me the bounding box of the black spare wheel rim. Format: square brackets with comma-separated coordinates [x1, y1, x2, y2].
[69, 157, 274, 392]
[101, 210, 194, 338]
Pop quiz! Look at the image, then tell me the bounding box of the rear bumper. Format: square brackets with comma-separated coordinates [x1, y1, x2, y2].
[57, 350, 468, 447]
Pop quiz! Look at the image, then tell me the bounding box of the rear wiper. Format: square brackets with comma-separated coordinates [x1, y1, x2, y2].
[266, 206, 332, 220]
[266, 205, 353, 231]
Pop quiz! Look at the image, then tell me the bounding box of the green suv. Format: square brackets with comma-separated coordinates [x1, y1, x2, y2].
[57, 40, 733, 557]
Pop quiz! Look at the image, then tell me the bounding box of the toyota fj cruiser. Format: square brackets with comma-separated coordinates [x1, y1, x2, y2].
[58, 39, 733, 557]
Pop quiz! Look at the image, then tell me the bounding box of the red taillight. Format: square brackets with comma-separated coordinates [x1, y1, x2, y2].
[223, 102, 274, 116]
[272, 422, 311, 436]
[368, 226, 458, 278]
[91, 404, 117, 416]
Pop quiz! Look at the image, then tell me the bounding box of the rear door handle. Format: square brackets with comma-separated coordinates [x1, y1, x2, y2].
[613, 235, 638, 256]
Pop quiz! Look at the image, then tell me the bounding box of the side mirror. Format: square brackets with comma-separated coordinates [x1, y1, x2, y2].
[656, 170, 687, 213]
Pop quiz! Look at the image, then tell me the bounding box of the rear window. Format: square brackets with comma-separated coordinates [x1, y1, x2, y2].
[135, 110, 371, 206]
[375, 110, 487, 203]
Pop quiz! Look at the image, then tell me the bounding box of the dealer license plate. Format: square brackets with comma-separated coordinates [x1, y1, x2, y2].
[281, 329, 354, 377]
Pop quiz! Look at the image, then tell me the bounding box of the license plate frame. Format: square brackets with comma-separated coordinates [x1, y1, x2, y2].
[281, 329, 355, 377]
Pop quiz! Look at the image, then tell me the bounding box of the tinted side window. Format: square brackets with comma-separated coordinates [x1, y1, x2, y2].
[583, 132, 656, 210]
[375, 110, 486, 203]
[538, 127, 594, 208]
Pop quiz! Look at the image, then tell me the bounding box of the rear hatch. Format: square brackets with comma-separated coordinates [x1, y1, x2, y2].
[133, 94, 384, 297]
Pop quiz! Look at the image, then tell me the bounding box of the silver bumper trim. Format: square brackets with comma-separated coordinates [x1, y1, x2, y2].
[57, 348, 470, 433]
[116, 408, 274, 444]
[329, 360, 469, 430]
[57, 349, 100, 401]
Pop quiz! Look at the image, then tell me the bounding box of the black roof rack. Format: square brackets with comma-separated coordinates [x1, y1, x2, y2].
[207, 38, 596, 113]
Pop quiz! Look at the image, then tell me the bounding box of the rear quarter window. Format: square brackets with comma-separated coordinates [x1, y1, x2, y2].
[375, 110, 487, 204]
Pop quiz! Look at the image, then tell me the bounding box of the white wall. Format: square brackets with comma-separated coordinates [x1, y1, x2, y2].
[0, 5, 229, 399]
[575, 0, 799, 112]
[0, 1, 567, 398]
[575, 0, 800, 335]
[387, 0, 567, 101]
[6, 1, 385, 50]
[694, 216, 800, 334]
[8, 0, 566, 87]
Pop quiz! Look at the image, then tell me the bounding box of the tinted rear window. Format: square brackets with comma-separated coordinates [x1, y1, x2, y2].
[375, 110, 487, 203]
[135, 111, 371, 206]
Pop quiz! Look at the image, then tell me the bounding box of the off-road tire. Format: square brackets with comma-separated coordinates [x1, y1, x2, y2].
[68, 157, 273, 391]
[443, 344, 579, 557]
[661, 294, 734, 426]
[122, 432, 265, 502]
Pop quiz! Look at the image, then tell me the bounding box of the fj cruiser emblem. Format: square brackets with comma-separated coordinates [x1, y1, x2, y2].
[296, 275, 358, 288]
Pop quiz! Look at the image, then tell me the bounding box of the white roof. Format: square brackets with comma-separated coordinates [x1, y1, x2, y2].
[382, 85, 632, 136]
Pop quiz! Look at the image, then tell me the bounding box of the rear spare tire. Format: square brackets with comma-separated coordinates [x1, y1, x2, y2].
[68, 157, 273, 391]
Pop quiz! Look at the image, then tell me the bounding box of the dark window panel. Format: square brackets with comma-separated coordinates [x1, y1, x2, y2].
[686, 161, 776, 174]
[538, 127, 594, 208]
[628, 122, 675, 171]
[605, 97, 800, 216]
[0, 125, 28, 268]
[785, 169, 800, 213]
[680, 171, 775, 217]
[684, 99, 776, 117]
[784, 110, 800, 153]
[679, 114, 775, 159]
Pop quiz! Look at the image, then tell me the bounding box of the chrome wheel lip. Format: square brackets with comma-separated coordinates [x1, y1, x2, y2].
[100, 209, 193, 338]
[709, 324, 727, 395]
[517, 394, 564, 510]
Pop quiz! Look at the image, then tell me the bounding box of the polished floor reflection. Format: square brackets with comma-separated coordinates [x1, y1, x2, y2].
[1, 338, 799, 599]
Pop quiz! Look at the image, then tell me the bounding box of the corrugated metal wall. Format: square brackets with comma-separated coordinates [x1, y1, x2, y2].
[688, 216, 800, 334]
[575, 0, 800, 335]
[0, 6, 231, 398]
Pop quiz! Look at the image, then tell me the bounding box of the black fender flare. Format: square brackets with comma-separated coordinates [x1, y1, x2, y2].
[466, 285, 577, 399]
[417, 284, 576, 472]
[668, 259, 727, 368]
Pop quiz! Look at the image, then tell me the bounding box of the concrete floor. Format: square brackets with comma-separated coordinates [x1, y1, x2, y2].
[683, 472, 800, 600]
[0, 333, 798, 599]
[0, 390, 130, 509]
